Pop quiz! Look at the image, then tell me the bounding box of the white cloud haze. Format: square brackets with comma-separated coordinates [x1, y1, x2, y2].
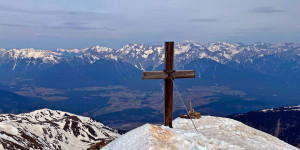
[0, 0, 299, 49]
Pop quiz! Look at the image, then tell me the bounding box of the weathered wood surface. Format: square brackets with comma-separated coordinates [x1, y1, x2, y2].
[142, 70, 195, 80]
[141, 41, 196, 128]
[172, 70, 195, 79]
[165, 42, 174, 72]
[164, 42, 174, 128]
[142, 71, 167, 79]
[164, 78, 173, 127]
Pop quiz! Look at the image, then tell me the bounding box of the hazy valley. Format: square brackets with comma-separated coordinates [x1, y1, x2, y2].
[1, 41, 300, 130]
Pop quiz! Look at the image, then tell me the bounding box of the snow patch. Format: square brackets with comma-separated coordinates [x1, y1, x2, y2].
[0, 109, 120, 150]
[103, 116, 297, 150]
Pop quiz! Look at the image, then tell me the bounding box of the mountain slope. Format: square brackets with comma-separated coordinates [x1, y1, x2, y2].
[229, 105, 300, 147]
[34, 58, 142, 88]
[102, 116, 297, 150]
[0, 90, 47, 114]
[0, 109, 120, 150]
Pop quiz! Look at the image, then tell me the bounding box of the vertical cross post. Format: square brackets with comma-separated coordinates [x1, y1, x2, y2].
[164, 42, 174, 127]
[142, 41, 195, 128]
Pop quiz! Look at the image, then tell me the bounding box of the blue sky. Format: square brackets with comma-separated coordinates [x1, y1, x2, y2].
[0, 0, 299, 49]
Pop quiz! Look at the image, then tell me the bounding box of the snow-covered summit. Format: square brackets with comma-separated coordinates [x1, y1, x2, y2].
[0, 49, 5, 53]
[0, 48, 63, 70]
[102, 116, 297, 150]
[118, 44, 164, 70]
[56, 48, 88, 54]
[70, 45, 119, 64]
[3, 48, 62, 62]
[88, 45, 114, 53]
[0, 109, 120, 150]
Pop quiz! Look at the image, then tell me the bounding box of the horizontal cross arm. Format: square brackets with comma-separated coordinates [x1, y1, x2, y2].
[142, 71, 167, 80]
[172, 70, 195, 79]
[142, 70, 195, 80]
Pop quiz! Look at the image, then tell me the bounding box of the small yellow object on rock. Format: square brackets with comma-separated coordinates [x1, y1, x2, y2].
[179, 102, 201, 119]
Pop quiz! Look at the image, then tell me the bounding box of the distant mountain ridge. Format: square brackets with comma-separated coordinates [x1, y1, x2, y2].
[0, 109, 120, 150]
[1, 42, 300, 84]
[1, 42, 300, 72]
[229, 105, 300, 147]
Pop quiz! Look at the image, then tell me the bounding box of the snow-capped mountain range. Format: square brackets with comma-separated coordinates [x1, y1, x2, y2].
[0, 48, 62, 71]
[1, 41, 300, 71]
[0, 109, 119, 150]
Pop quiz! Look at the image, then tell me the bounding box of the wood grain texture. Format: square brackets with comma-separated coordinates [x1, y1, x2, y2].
[165, 42, 174, 72]
[172, 70, 195, 79]
[142, 71, 167, 80]
[164, 78, 173, 128]
[141, 41, 195, 128]
[142, 70, 195, 79]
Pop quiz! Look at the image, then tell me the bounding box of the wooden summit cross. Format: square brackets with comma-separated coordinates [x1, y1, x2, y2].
[142, 41, 195, 128]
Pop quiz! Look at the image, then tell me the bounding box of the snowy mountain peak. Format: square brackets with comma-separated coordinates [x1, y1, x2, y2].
[103, 116, 297, 150]
[8, 48, 61, 59]
[89, 45, 113, 53]
[19, 108, 82, 122]
[0, 109, 120, 150]
[119, 44, 155, 53]
[56, 48, 88, 54]
[0, 48, 62, 70]
[182, 40, 195, 44]
[0, 48, 5, 53]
